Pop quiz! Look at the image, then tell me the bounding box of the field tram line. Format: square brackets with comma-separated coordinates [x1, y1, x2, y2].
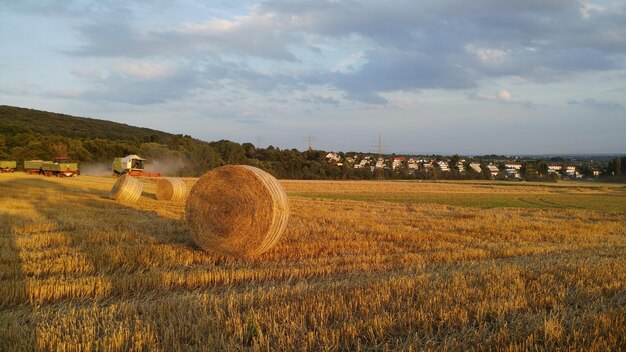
[517, 197, 563, 209]
[0, 267, 430, 320]
[7, 246, 624, 313]
[0, 263, 457, 313]
[2, 245, 621, 310]
[537, 198, 585, 210]
[0, 254, 456, 308]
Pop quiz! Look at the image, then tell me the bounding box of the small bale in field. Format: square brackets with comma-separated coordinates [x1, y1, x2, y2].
[110, 174, 143, 204]
[156, 178, 188, 201]
[185, 165, 289, 257]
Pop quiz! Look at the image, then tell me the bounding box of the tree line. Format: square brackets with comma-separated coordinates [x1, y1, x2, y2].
[0, 105, 622, 180]
[0, 131, 369, 178]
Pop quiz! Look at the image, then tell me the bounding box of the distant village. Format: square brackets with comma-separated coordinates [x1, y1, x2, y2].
[324, 152, 609, 181]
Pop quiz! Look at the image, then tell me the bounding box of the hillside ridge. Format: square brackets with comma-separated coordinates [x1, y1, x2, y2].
[0, 105, 347, 178]
[0, 105, 175, 142]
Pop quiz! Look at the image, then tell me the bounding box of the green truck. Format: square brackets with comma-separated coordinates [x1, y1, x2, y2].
[25, 157, 79, 177]
[0, 161, 16, 173]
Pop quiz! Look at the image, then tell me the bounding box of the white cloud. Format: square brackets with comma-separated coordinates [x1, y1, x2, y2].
[301, 93, 340, 106]
[71, 67, 104, 80]
[469, 92, 497, 102]
[332, 52, 365, 73]
[50, 0, 626, 104]
[468, 89, 535, 108]
[45, 88, 89, 98]
[466, 45, 507, 65]
[580, 2, 604, 19]
[179, 19, 236, 33]
[113, 61, 171, 80]
[568, 98, 623, 110]
[497, 89, 512, 101]
[2, 0, 626, 153]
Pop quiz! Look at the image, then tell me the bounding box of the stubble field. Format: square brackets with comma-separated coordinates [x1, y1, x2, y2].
[1, 173, 625, 351]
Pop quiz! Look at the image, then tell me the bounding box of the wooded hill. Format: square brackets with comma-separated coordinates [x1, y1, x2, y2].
[0, 105, 174, 142]
[3, 105, 620, 180]
[0, 105, 358, 178]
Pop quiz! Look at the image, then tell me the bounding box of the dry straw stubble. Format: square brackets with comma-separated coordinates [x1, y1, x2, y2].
[185, 165, 289, 257]
[110, 174, 143, 204]
[156, 178, 188, 202]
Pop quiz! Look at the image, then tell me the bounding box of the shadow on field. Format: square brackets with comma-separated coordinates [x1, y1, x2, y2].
[2, 176, 191, 247]
[0, 211, 37, 349]
[0, 175, 110, 199]
[142, 191, 158, 200]
[0, 211, 29, 307]
[3, 177, 206, 299]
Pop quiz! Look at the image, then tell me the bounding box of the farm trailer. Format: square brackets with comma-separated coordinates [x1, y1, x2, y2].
[25, 158, 79, 177]
[0, 161, 16, 173]
[24, 160, 47, 174]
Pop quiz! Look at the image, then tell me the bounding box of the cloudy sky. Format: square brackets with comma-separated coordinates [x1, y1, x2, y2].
[1, 0, 625, 154]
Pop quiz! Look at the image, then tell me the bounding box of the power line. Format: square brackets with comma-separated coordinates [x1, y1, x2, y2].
[304, 132, 316, 151]
[370, 133, 388, 157]
[369, 134, 389, 180]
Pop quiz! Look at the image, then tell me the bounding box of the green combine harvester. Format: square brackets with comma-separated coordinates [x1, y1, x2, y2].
[112, 154, 160, 177]
[0, 161, 16, 173]
[25, 157, 79, 177]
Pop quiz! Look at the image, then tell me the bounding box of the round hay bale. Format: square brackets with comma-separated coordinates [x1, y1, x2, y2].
[185, 165, 289, 257]
[156, 178, 188, 202]
[110, 174, 143, 204]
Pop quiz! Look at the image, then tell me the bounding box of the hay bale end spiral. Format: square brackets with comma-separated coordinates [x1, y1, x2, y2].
[185, 165, 289, 257]
[110, 174, 143, 204]
[156, 178, 188, 202]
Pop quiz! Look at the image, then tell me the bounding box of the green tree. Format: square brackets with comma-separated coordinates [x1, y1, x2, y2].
[464, 161, 479, 180]
[479, 162, 491, 180]
[0, 135, 7, 159]
[522, 162, 539, 181]
[211, 140, 246, 165]
[536, 160, 548, 178]
[180, 144, 222, 176]
[49, 142, 68, 157]
[242, 143, 256, 158]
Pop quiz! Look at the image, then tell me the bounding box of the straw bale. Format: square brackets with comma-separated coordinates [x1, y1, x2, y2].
[156, 178, 188, 201]
[185, 165, 289, 257]
[110, 174, 143, 204]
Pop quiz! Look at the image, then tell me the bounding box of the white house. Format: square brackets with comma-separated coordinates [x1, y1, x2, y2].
[456, 161, 466, 173]
[469, 162, 482, 173]
[354, 159, 370, 169]
[548, 164, 562, 174]
[563, 165, 579, 178]
[483, 164, 500, 179]
[392, 157, 405, 170]
[504, 162, 522, 179]
[326, 152, 341, 163]
[504, 162, 522, 170]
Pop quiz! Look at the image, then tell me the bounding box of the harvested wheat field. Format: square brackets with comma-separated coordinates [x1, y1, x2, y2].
[1, 173, 625, 351]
